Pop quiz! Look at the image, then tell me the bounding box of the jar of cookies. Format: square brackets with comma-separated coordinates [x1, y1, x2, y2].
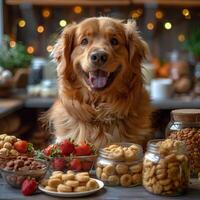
[143, 139, 189, 196]
[95, 143, 143, 187]
[166, 109, 200, 177]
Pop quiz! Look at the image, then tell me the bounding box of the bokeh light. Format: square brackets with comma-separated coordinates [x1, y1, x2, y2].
[27, 46, 35, 54]
[146, 22, 154, 30]
[73, 6, 82, 14]
[59, 20, 67, 27]
[155, 10, 164, 19]
[42, 8, 51, 18]
[178, 34, 186, 42]
[131, 9, 143, 19]
[46, 45, 53, 53]
[164, 22, 172, 30]
[37, 25, 45, 33]
[9, 40, 16, 48]
[182, 9, 190, 17]
[18, 19, 26, 28]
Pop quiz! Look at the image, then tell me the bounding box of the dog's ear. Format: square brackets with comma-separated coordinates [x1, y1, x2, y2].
[52, 24, 76, 73]
[124, 19, 149, 66]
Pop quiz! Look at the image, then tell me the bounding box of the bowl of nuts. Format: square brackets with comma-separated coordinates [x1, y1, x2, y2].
[0, 156, 48, 188]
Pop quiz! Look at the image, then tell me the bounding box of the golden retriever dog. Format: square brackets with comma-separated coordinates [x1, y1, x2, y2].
[46, 17, 153, 149]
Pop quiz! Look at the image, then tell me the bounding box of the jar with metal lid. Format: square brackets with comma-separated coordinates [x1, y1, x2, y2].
[95, 143, 143, 187]
[143, 139, 189, 196]
[166, 109, 200, 177]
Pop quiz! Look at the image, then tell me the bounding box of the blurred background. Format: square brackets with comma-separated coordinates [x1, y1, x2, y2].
[0, 0, 200, 148]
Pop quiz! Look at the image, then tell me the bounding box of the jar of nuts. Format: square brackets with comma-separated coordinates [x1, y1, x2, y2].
[95, 143, 143, 187]
[143, 139, 189, 196]
[166, 109, 200, 177]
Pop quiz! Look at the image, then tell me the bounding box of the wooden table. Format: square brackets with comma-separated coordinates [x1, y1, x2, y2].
[0, 178, 199, 200]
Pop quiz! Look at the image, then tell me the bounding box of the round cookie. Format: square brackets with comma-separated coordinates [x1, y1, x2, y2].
[57, 184, 72, 192]
[48, 178, 62, 188]
[86, 179, 99, 190]
[102, 164, 115, 176]
[120, 174, 132, 187]
[107, 175, 120, 185]
[65, 180, 79, 187]
[115, 163, 128, 175]
[74, 186, 87, 192]
[62, 174, 75, 181]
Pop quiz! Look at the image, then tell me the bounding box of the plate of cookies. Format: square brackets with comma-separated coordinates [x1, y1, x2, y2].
[38, 170, 104, 197]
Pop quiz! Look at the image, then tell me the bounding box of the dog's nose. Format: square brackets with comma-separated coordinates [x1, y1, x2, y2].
[90, 51, 108, 66]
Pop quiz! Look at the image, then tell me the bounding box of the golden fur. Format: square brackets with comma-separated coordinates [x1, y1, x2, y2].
[46, 17, 153, 148]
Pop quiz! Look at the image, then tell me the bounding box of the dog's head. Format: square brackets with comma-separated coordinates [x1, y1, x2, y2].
[53, 17, 148, 96]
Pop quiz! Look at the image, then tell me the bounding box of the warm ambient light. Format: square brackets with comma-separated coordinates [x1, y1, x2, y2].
[178, 34, 185, 42]
[42, 8, 51, 18]
[27, 46, 35, 54]
[59, 20, 67, 27]
[155, 10, 163, 19]
[164, 22, 172, 30]
[9, 40, 16, 48]
[37, 25, 45, 33]
[182, 9, 190, 17]
[146, 22, 154, 30]
[73, 6, 82, 14]
[131, 9, 143, 19]
[18, 19, 26, 28]
[46, 45, 53, 53]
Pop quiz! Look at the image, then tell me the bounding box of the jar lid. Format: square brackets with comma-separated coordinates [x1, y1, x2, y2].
[171, 109, 200, 122]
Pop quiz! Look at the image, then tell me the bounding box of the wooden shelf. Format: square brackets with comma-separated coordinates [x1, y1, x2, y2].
[5, 0, 200, 6]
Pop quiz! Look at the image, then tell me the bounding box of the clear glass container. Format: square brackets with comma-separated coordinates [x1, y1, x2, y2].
[143, 139, 189, 196]
[166, 109, 200, 177]
[95, 143, 143, 187]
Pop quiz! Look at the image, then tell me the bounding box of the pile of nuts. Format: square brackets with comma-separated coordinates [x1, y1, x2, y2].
[4, 155, 46, 171]
[0, 134, 19, 156]
[143, 139, 189, 196]
[168, 128, 200, 176]
[41, 171, 99, 192]
[96, 143, 143, 187]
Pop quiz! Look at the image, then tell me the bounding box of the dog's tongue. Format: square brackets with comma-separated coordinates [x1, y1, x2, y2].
[89, 70, 108, 89]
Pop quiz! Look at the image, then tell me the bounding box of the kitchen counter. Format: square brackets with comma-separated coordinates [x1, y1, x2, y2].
[0, 178, 199, 200]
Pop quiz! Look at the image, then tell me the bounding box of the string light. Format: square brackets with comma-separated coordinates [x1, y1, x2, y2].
[9, 40, 16, 48]
[131, 9, 143, 19]
[155, 10, 164, 19]
[42, 8, 51, 18]
[182, 9, 190, 17]
[37, 25, 45, 33]
[59, 20, 67, 27]
[73, 6, 82, 14]
[46, 45, 53, 53]
[18, 19, 26, 28]
[146, 22, 154, 30]
[27, 46, 35, 54]
[178, 34, 185, 42]
[164, 22, 172, 30]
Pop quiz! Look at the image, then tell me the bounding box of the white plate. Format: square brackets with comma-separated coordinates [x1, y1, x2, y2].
[38, 178, 104, 198]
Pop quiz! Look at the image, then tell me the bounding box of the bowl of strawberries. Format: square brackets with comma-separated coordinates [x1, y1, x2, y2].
[42, 140, 97, 172]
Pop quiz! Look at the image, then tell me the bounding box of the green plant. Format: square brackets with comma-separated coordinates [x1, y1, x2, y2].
[0, 35, 32, 69]
[183, 28, 200, 58]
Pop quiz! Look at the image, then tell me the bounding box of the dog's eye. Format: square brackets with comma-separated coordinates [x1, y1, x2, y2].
[110, 38, 119, 46]
[81, 38, 88, 46]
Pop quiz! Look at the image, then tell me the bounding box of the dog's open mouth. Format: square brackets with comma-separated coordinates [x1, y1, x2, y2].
[83, 66, 121, 90]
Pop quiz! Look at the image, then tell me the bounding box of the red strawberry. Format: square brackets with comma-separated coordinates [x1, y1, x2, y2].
[43, 144, 56, 156]
[82, 161, 93, 171]
[74, 143, 92, 156]
[52, 157, 66, 171]
[14, 140, 28, 153]
[60, 139, 75, 156]
[70, 159, 82, 171]
[21, 179, 37, 196]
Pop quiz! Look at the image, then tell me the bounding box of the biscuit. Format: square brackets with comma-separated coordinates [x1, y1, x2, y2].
[45, 186, 57, 192]
[102, 165, 115, 176]
[65, 180, 79, 187]
[48, 178, 62, 188]
[107, 175, 120, 185]
[86, 179, 99, 190]
[73, 186, 87, 192]
[62, 174, 75, 181]
[75, 175, 90, 182]
[115, 164, 128, 175]
[57, 184, 72, 192]
[120, 174, 132, 187]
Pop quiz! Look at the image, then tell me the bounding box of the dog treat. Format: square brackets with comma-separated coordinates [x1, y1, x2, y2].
[96, 143, 143, 187]
[41, 170, 99, 193]
[143, 139, 189, 196]
[168, 128, 200, 176]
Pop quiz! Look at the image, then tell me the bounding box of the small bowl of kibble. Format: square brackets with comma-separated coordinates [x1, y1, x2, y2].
[0, 155, 48, 188]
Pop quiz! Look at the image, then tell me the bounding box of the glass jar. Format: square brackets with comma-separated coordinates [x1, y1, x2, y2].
[143, 139, 189, 196]
[95, 143, 143, 187]
[166, 109, 200, 177]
